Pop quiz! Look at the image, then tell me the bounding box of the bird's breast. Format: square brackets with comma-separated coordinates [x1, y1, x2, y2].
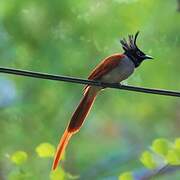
[101, 56, 135, 83]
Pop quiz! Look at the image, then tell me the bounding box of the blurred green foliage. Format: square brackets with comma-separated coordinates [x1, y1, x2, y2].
[120, 137, 180, 179]
[35, 142, 55, 158]
[8, 143, 76, 180]
[119, 172, 133, 180]
[151, 138, 170, 156]
[0, 0, 180, 179]
[140, 151, 157, 169]
[50, 168, 65, 180]
[10, 151, 28, 166]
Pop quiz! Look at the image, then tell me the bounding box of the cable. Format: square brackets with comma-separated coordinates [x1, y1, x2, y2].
[0, 67, 180, 97]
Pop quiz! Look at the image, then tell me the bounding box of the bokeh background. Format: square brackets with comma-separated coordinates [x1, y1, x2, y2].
[0, 0, 180, 179]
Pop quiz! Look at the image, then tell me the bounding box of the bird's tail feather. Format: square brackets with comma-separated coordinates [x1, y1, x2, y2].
[52, 87, 98, 170]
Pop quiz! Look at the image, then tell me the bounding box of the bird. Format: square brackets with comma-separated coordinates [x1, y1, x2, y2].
[52, 31, 153, 170]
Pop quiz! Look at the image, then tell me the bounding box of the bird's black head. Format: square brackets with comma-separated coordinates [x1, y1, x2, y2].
[120, 31, 153, 68]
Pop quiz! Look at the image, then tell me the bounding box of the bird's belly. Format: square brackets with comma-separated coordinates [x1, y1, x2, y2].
[101, 58, 135, 83]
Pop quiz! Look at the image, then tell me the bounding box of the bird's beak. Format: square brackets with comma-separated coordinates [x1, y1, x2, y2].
[144, 55, 153, 60]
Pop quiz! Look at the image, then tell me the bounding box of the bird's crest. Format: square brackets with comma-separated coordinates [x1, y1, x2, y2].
[120, 31, 140, 52]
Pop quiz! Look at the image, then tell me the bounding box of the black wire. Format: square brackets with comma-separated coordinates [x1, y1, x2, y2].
[0, 67, 180, 97]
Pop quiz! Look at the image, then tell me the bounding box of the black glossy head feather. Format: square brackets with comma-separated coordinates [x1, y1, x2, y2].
[120, 31, 153, 67]
[120, 31, 140, 52]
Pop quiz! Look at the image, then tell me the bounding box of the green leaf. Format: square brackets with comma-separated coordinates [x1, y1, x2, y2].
[36, 142, 55, 158]
[152, 138, 169, 156]
[175, 138, 180, 150]
[166, 150, 180, 165]
[10, 151, 28, 165]
[140, 151, 157, 169]
[119, 172, 133, 180]
[50, 168, 65, 180]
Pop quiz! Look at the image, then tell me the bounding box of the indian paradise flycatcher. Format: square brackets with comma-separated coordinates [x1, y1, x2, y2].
[52, 32, 153, 170]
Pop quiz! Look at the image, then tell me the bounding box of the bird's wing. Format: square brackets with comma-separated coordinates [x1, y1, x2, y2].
[87, 54, 125, 80]
[83, 53, 125, 92]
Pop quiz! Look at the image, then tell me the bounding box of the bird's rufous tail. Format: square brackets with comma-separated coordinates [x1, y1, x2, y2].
[52, 86, 99, 170]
